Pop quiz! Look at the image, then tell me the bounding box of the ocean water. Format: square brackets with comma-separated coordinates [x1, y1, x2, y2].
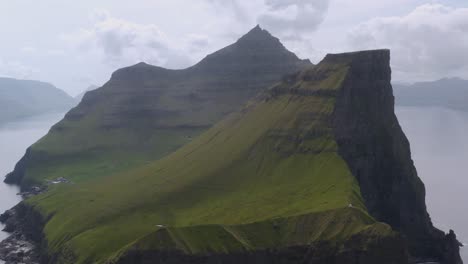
[0, 113, 64, 241]
[396, 106, 468, 262]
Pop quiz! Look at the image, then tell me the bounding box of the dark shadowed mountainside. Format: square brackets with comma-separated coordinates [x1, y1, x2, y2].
[4, 25, 310, 188]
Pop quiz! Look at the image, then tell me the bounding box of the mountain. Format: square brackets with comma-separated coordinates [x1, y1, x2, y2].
[394, 77, 468, 111]
[2, 50, 461, 264]
[4, 25, 310, 188]
[0, 78, 75, 124]
[74, 85, 99, 103]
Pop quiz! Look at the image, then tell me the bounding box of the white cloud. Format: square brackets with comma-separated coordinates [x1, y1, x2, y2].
[204, 0, 329, 39]
[347, 4, 468, 82]
[62, 10, 192, 69]
[0, 58, 39, 80]
[258, 0, 329, 39]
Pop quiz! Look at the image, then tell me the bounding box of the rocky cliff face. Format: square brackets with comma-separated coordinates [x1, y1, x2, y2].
[331, 50, 462, 263]
[0, 202, 46, 264]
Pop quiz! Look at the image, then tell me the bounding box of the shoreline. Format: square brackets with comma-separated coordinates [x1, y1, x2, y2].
[0, 206, 38, 264]
[0, 182, 49, 264]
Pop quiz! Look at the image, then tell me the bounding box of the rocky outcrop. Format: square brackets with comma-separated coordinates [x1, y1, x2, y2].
[0, 203, 46, 264]
[331, 49, 462, 263]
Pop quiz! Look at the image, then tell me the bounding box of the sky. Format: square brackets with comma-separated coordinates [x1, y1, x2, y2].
[0, 0, 467, 96]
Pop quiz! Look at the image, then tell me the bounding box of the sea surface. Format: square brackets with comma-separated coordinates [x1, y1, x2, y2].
[397, 106, 468, 262]
[0, 108, 466, 262]
[0, 113, 64, 242]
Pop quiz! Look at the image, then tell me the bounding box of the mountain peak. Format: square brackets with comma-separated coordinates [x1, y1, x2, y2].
[194, 25, 310, 71]
[236, 25, 279, 46]
[243, 24, 268, 37]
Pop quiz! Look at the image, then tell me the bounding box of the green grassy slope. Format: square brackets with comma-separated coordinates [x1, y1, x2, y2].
[108, 208, 393, 262]
[27, 54, 395, 263]
[7, 26, 309, 188]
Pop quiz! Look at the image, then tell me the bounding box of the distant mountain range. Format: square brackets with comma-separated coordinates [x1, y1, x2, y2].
[394, 77, 468, 111]
[0, 77, 75, 124]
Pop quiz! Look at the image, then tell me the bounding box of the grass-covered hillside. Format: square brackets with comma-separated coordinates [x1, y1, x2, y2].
[26, 51, 401, 264]
[0, 77, 75, 124]
[5, 25, 310, 188]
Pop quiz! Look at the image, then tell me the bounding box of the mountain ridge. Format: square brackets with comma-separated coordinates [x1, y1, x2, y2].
[1, 49, 461, 264]
[4, 25, 311, 189]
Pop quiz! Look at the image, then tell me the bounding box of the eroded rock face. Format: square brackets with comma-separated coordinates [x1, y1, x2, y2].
[0, 203, 45, 264]
[331, 49, 462, 263]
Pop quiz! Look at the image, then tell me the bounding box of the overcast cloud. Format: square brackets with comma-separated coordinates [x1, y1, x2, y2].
[62, 10, 192, 69]
[347, 3, 468, 82]
[0, 0, 467, 95]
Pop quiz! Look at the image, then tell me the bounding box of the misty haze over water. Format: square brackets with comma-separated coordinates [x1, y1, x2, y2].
[0, 113, 64, 241]
[396, 106, 468, 261]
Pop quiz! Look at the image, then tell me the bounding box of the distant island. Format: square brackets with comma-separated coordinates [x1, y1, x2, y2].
[394, 77, 468, 111]
[0, 77, 76, 124]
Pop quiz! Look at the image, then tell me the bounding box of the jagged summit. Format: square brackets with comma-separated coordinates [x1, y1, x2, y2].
[109, 25, 311, 82]
[236, 24, 278, 45]
[194, 25, 310, 71]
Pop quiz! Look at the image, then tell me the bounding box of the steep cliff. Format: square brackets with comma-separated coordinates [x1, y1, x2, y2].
[5, 25, 310, 189]
[6, 49, 459, 264]
[330, 50, 462, 263]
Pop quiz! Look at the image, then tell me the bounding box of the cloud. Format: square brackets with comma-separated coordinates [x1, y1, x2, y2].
[347, 4, 468, 81]
[0, 58, 39, 79]
[62, 10, 192, 69]
[205, 0, 252, 22]
[203, 0, 329, 40]
[258, 0, 330, 39]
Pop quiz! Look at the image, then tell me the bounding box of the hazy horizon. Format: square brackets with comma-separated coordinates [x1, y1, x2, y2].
[1, 0, 468, 95]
